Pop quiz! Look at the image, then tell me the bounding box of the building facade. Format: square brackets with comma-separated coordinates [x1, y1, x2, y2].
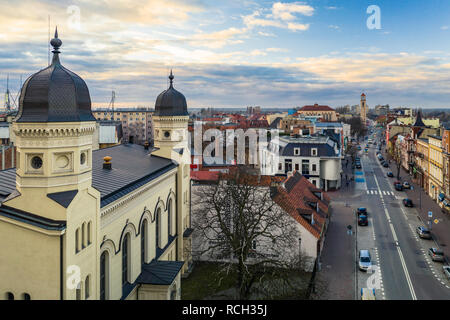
[92, 108, 153, 145]
[0, 33, 191, 300]
[261, 135, 342, 191]
[296, 104, 337, 122]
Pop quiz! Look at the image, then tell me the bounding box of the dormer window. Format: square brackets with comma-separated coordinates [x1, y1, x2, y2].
[294, 148, 300, 155]
[311, 148, 317, 156]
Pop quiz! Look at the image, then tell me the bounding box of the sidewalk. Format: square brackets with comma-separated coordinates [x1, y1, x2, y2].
[383, 149, 450, 263]
[313, 154, 357, 300]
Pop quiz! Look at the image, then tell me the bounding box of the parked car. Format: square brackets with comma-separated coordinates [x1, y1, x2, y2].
[359, 250, 372, 271]
[416, 226, 432, 239]
[443, 266, 450, 280]
[383, 162, 389, 168]
[402, 182, 411, 189]
[428, 248, 445, 262]
[387, 171, 394, 177]
[356, 163, 362, 169]
[356, 207, 368, 216]
[394, 181, 403, 191]
[358, 214, 368, 226]
[403, 198, 413, 207]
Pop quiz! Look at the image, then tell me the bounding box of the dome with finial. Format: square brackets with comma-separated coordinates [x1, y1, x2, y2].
[16, 27, 95, 122]
[154, 70, 188, 116]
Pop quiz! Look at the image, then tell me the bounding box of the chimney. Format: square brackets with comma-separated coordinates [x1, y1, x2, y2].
[103, 156, 112, 170]
[144, 141, 149, 150]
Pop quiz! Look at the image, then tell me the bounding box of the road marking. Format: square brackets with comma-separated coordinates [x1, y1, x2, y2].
[373, 172, 417, 300]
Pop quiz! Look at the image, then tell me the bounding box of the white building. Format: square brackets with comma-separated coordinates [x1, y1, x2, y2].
[260, 134, 342, 191]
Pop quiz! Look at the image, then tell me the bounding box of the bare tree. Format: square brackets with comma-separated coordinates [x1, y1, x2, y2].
[192, 167, 305, 299]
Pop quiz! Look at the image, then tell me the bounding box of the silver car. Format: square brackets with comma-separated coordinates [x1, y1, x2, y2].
[359, 250, 372, 271]
[428, 248, 445, 262]
[443, 266, 450, 280]
[416, 226, 432, 239]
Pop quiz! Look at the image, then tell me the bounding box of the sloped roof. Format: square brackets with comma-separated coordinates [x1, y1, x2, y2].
[137, 260, 184, 285]
[272, 172, 330, 239]
[0, 144, 177, 208]
[299, 104, 335, 112]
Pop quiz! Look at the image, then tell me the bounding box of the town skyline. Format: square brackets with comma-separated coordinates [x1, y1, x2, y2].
[1, 0, 450, 109]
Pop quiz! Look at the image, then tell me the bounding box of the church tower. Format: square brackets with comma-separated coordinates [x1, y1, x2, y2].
[360, 93, 367, 127]
[152, 70, 192, 273]
[1, 29, 100, 299]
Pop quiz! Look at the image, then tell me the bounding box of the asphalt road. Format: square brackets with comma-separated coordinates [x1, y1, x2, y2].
[357, 132, 450, 300]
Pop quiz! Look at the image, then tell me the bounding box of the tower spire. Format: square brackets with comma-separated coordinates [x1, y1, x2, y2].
[169, 69, 174, 88]
[50, 26, 62, 65]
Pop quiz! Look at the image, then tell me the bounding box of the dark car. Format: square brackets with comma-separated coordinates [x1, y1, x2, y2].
[383, 162, 389, 168]
[403, 198, 413, 207]
[356, 208, 367, 216]
[358, 214, 368, 226]
[387, 171, 394, 177]
[402, 181, 411, 189]
[394, 181, 403, 191]
[356, 163, 362, 169]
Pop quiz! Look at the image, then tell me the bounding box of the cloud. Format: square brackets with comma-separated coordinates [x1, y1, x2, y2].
[328, 25, 340, 30]
[271, 2, 314, 20]
[441, 26, 449, 30]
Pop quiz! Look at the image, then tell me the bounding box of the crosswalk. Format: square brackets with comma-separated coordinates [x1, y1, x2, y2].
[366, 190, 395, 196]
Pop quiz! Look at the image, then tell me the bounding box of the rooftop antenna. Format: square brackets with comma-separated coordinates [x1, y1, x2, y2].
[48, 15, 51, 66]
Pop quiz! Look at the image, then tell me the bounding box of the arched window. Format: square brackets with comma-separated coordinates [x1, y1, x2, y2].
[75, 228, 80, 253]
[87, 222, 92, 245]
[85, 275, 90, 299]
[76, 281, 82, 300]
[168, 199, 172, 237]
[6, 292, 14, 300]
[22, 293, 30, 300]
[141, 220, 147, 265]
[122, 234, 130, 289]
[100, 251, 109, 300]
[156, 208, 161, 249]
[82, 222, 86, 249]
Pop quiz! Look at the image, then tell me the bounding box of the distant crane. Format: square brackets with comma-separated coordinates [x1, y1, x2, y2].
[6, 75, 23, 112]
[108, 90, 116, 121]
[4, 75, 11, 111]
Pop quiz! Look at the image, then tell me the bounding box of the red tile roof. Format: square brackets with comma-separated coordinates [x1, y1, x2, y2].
[299, 104, 335, 112]
[272, 172, 330, 239]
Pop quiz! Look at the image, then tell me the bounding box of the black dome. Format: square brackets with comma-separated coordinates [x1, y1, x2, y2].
[16, 28, 96, 123]
[154, 71, 188, 116]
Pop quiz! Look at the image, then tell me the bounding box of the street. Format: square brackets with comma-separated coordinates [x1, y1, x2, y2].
[317, 130, 450, 300]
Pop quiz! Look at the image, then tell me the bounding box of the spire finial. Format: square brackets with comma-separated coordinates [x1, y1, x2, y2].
[169, 69, 174, 87]
[50, 26, 62, 64]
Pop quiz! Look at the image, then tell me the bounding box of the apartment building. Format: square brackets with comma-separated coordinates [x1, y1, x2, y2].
[92, 108, 153, 144]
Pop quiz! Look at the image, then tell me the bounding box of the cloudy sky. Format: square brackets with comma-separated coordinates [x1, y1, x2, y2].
[1, 0, 450, 109]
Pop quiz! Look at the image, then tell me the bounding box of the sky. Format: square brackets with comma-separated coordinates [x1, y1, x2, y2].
[0, 0, 450, 109]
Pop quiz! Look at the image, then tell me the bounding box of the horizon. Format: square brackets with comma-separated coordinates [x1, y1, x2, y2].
[1, 1, 450, 109]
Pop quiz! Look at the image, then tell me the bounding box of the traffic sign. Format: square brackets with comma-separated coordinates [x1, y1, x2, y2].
[428, 211, 433, 218]
[434, 219, 439, 224]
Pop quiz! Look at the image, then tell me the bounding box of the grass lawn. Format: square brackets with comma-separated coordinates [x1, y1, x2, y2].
[181, 261, 237, 300]
[181, 261, 312, 300]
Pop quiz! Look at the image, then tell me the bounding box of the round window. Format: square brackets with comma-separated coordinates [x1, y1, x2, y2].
[164, 131, 170, 138]
[31, 156, 43, 169]
[80, 152, 86, 165]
